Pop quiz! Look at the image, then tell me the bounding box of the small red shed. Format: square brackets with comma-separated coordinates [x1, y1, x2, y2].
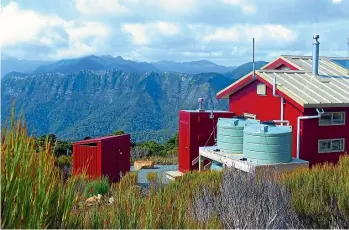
[179, 110, 235, 172]
[216, 36, 349, 166]
[73, 134, 130, 182]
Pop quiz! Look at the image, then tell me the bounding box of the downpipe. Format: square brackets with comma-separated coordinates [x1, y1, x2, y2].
[273, 76, 285, 125]
[296, 108, 324, 159]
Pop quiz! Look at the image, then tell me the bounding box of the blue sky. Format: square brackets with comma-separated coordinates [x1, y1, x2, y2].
[1, 0, 348, 65]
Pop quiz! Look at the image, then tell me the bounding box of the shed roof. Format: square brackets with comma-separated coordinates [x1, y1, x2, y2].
[73, 135, 129, 145]
[217, 55, 349, 108]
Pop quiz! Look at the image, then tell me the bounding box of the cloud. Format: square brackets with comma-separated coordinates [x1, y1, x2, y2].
[156, 22, 180, 36]
[121, 24, 149, 45]
[1, 0, 349, 66]
[74, 0, 129, 15]
[122, 22, 180, 45]
[203, 24, 298, 44]
[0, 2, 111, 59]
[183, 51, 223, 57]
[0, 2, 63, 46]
[223, 0, 257, 14]
[74, 0, 197, 15]
[142, 0, 198, 13]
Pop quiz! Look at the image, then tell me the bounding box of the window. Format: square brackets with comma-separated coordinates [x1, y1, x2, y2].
[319, 112, 345, 126]
[318, 138, 345, 153]
[257, 84, 266, 96]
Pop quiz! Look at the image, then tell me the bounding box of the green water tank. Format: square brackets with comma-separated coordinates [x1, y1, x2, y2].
[243, 122, 292, 164]
[217, 117, 260, 153]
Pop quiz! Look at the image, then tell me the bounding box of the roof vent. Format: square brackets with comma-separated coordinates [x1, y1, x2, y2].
[312, 34, 320, 75]
[198, 98, 205, 112]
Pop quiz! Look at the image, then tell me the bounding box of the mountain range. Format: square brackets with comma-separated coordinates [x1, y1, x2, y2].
[1, 55, 266, 142]
[1, 55, 236, 77]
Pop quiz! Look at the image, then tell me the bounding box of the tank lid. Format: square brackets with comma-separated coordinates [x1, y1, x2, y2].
[218, 117, 260, 127]
[244, 123, 292, 135]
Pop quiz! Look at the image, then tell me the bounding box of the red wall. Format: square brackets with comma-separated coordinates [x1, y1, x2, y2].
[229, 79, 303, 159]
[178, 110, 235, 172]
[73, 143, 102, 179]
[102, 135, 130, 182]
[73, 135, 130, 182]
[228, 78, 348, 165]
[263, 58, 299, 70]
[300, 108, 349, 165]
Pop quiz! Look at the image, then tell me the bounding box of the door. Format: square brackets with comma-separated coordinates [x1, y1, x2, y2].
[179, 122, 190, 172]
[74, 144, 99, 179]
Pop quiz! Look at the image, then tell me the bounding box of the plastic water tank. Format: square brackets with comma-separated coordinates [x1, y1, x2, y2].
[243, 122, 292, 164]
[217, 117, 260, 153]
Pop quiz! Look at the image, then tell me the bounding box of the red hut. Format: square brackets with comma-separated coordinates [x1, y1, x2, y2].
[73, 134, 130, 182]
[216, 36, 348, 165]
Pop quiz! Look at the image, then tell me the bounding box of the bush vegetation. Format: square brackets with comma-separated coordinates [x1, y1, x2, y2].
[84, 177, 110, 197]
[131, 133, 178, 164]
[2, 114, 348, 229]
[36, 130, 178, 165]
[36, 134, 72, 157]
[56, 155, 72, 167]
[280, 157, 349, 228]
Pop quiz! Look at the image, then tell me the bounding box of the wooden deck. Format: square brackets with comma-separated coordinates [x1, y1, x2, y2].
[199, 146, 309, 173]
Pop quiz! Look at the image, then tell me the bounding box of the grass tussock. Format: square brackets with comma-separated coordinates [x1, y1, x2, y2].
[1, 111, 83, 229]
[84, 177, 110, 197]
[280, 156, 349, 228]
[2, 112, 349, 229]
[69, 170, 223, 229]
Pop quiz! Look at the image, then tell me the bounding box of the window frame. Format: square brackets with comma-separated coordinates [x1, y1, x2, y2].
[256, 83, 267, 96]
[318, 138, 345, 153]
[319, 112, 345, 126]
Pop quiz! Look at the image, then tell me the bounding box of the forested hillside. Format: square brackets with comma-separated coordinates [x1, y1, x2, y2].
[1, 61, 266, 142]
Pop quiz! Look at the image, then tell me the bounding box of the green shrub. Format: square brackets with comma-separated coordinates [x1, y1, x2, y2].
[280, 156, 349, 228]
[56, 155, 72, 167]
[84, 177, 110, 197]
[113, 130, 125, 136]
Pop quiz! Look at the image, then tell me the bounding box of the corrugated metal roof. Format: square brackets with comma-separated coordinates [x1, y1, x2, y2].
[257, 57, 349, 107]
[281, 55, 349, 76]
[217, 55, 349, 108]
[73, 135, 128, 144]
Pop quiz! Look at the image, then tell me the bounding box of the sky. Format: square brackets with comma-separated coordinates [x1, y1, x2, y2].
[0, 0, 348, 65]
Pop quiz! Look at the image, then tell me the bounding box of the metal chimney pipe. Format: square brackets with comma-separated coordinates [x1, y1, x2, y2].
[312, 34, 320, 75]
[198, 98, 205, 112]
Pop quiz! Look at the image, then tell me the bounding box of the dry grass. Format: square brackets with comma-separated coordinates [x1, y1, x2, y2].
[1, 110, 83, 228]
[2, 111, 349, 229]
[280, 156, 349, 228]
[68, 170, 223, 228]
